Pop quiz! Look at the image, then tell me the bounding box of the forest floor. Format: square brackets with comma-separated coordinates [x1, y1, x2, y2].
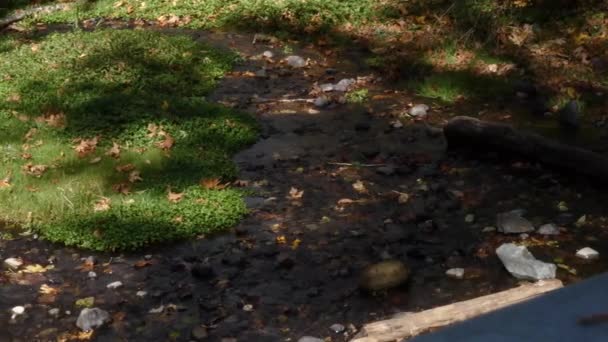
[1, 3, 608, 342]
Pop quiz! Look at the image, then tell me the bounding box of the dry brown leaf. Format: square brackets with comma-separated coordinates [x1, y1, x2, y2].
[232, 179, 250, 187]
[21, 153, 32, 160]
[24, 128, 37, 142]
[134, 260, 152, 268]
[167, 188, 184, 203]
[6, 93, 21, 103]
[22, 163, 47, 177]
[288, 187, 304, 200]
[36, 112, 66, 128]
[73, 136, 99, 158]
[337, 198, 354, 205]
[147, 123, 160, 137]
[200, 178, 227, 190]
[93, 197, 111, 212]
[115, 163, 136, 173]
[112, 182, 132, 195]
[155, 131, 174, 150]
[128, 170, 142, 183]
[89, 157, 102, 164]
[0, 172, 12, 188]
[105, 142, 121, 159]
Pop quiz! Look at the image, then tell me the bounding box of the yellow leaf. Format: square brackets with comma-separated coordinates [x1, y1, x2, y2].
[22, 264, 54, 273]
[276, 235, 287, 244]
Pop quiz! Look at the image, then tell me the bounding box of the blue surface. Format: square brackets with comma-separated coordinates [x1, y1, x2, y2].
[410, 273, 608, 342]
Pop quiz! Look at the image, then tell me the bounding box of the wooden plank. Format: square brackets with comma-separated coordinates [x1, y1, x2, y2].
[352, 279, 563, 342]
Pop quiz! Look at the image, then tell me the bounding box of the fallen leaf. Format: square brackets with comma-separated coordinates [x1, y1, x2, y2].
[105, 142, 121, 159]
[200, 178, 227, 190]
[288, 187, 304, 200]
[112, 182, 132, 195]
[36, 112, 66, 128]
[73, 136, 99, 158]
[93, 197, 111, 212]
[155, 131, 174, 150]
[232, 180, 250, 187]
[22, 163, 47, 177]
[89, 157, 102, 164]
[291, 238, 301, 250]
[22, 264, 54, 273]
[147, 123, 160, 137]
[276, 235, 287, 244]
[134, 260, 152, 268]
[24, 128, 37, 141]
[75, 296, 95, 308]
[115, 163, 136, 172]
[167, 188, 184, 203]
[21, 153, 32, 160]
[352, 180, 367, 193]
[39, 283, 59, 295]
[0, 172, 12, 188]
[6, 93, 21, 103]
[128, 170, 143, 183]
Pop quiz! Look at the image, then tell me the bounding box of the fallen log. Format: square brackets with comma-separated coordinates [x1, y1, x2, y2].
[351, 279, 563, 342]
[0, 3, 70, 30]
[443, 116, 608, 182]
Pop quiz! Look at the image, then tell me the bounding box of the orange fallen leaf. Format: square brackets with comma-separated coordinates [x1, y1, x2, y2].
[0, 172, 12, 188]
[105, 142, 121, 159]
[21, 153, 32, 160]
[73, 136, 99, 158]
[156, 131, 174, 150]
[276, 235, 287, 244]
[36, 112, 66, 128]
[167, 188, 184, 203]
[115, 163, 136, 173]
[22, 163, 47, 177]
[112, 182, 132, 195]
[93, 197, 111, 212]
[288, 187, 304, 200]
[200, 178, 227, 190]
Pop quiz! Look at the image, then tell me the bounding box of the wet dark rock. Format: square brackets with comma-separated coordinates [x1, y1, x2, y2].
[233, 225, 249, 236]
[376, 165, 395, 176]
[361, 147, 380, 159]
[192, 326, 208, 340]
[355, 121, 371, 131]
[244, 197, 266, 209]
[497, 211, 535, 234]
[558, 100, 581, 128]
[276, 253, 295, 269]
[396, 165, 413, 175]
[191, 263, 215, 279]
[555, 213, 575, 225]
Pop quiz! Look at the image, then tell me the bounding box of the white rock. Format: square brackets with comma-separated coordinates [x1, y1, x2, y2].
[106, 281, 123, 289]
[262, 50, 274, 58]
[149, 305, 165, 314]
[298, 337, 324, 342]
[538, 223, 560, 235]
[482, 226, 496, 233]
[446, 268, 465, 279]
[334, 78, 356, 92]
[4, 257, 23, 269]
[496, 243, 556, 280]
[48, 308, 60, 317]
[497, 211, 535, 234]
[314, 96, 330, 108]
[576, 247, 599, 260]
[408, 104, 430, 117]
[285, 55, 306, 68]
[144, 254, 153, 260]
[11, 306, 25, 316]
[320, 83, 334, 92]
[390, 120, 403, 128]
[88, 271, 97, 279]
[136, 291, 147, 297]
[329, 323, 345, 333]
[465, 214, 475, 223]
[243, 304, 254, 312]
[76, 308, 110, 331]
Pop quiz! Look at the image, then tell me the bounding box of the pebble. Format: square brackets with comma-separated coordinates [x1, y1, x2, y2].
[334, 78, 356, 92]
[4, 257, 23, 269]
[285, 55, 306, 68]
[376, 165, 395, 176]
[496, 243, 556, 280]
[144, 254, 153, 260]
[298, 337, 323, 342]
[106, 281, 123, 289]
[497, 211, 535, 234]
[243, 304, 254, 312]
[262, 50, 274, 59]
[320, 83, 334, 92]
[330, 323, 346, 334]
[576, 247, 599, 260]
[537, 223, 560, 235]
[136, 291, 147, 297]
[314, 96, 330, 108]
[11, 306, 25, 319]
[446, 268, 465, 279]
[49, 308, 60, 317]
[88, 271, 97, 279]
[255, 69, 268, 78]
[192, 326, 209, 340]
[359, 260, 409, 291]
[482, 226, 496, 233]
[465, 214, 475, 223]
[408, 104, 429, 117]
[76, 308, 110, 331]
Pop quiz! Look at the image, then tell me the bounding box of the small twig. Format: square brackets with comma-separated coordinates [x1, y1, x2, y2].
[327, 162, 386, 167]
[250, 97, 314, 104]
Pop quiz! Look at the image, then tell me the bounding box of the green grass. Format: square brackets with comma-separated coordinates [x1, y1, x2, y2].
[0, 29, 258, 250]
[25, 0, 382, 33]
[345, 88, 369, 104]
[411, 71, 513, 104]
